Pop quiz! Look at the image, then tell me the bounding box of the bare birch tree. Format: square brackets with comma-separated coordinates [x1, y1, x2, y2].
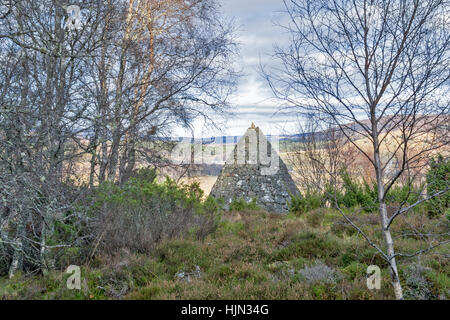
[84, 0, 238, 185]
[0, 0, 107, 277]
[265, 0, 450, 299]
[0, 0, 237, 277]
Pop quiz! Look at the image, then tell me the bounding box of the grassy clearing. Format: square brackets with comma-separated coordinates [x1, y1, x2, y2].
[0, 208, 448, 300]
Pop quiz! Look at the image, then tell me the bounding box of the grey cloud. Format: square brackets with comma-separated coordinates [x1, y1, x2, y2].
[175, 1, 297, 137]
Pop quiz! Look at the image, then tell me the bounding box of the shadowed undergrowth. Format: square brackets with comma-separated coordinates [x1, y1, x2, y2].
[1, 208, 448, 300]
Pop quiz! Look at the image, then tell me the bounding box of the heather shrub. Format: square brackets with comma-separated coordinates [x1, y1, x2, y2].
[89, 172, 222, 255]
[305, 208, 326, 228]
[330, 219, 358, 237]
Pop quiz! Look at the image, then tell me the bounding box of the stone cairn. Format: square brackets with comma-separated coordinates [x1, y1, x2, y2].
[210, 123, 301, 213]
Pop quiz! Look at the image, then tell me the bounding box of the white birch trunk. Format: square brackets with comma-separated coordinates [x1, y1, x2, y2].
[373, 145, 404, 299]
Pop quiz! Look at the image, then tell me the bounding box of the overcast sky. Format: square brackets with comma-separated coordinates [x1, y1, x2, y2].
[174, 0, 299, 137]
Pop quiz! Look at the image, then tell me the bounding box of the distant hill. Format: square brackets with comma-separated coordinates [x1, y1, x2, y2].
[146, 114, 449, 144]
[149, 133, 318, 144]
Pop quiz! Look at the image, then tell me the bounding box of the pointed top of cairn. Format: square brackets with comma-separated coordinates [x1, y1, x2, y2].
[250, 122, 256, 129]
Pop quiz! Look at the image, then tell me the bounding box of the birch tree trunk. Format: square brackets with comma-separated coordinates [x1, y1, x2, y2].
[9, 208, 28, 279]
[39, 220, 49, 276]
[374, 150, 404, 299]
[371, 105, 404, 299]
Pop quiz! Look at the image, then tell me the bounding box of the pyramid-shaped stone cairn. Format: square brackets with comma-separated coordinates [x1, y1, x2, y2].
[210, 123, 301, 213]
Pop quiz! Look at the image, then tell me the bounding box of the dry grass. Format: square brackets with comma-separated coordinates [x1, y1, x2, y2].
[179, 176, 218, 197]
[1, 208, 447, 300]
